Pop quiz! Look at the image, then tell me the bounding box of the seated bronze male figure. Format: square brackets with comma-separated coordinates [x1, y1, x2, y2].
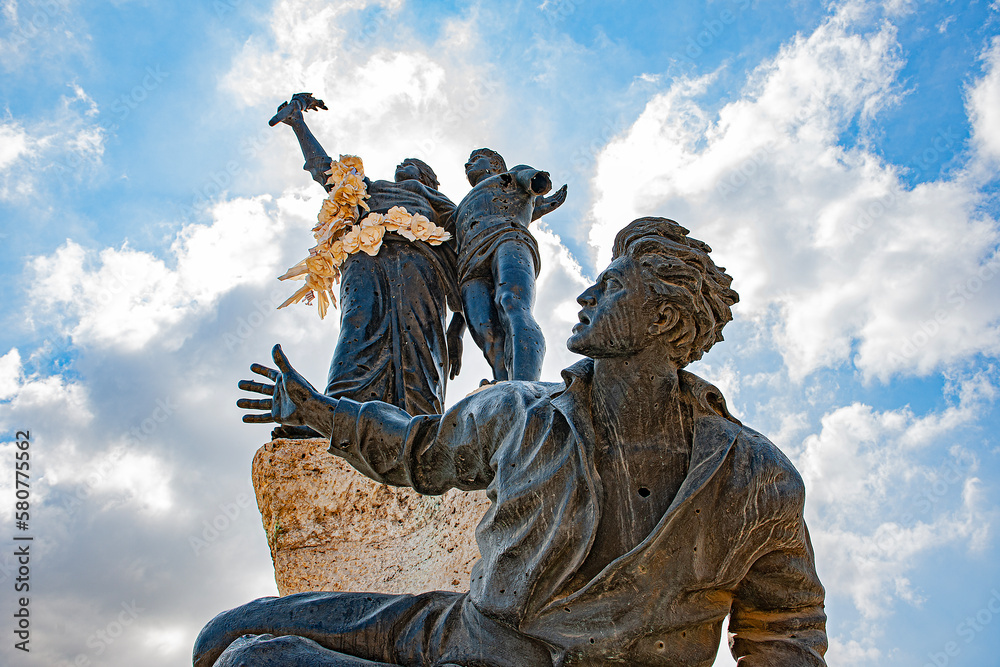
[196, 217, 827, 666]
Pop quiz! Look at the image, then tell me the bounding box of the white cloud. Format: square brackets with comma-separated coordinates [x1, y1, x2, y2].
[795, 372, 995, 628]
[0, 84, 108, 201]
[0, 347, 22, 399]
[0, 121, 35, 199]
[585, 6, 1000, 382]
[27, 192, 305, 351]
[0, 121, 30, 169]
[968, 36, 1000, 164]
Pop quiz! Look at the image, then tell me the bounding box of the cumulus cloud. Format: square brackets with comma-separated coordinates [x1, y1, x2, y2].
[586, 4, 1000, 382]
[221, 0, 512, 198]
[790, 370, 997, 659]
[26, 192, 312, 351]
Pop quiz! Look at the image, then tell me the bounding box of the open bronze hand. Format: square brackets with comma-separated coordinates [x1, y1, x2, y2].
[532, 184, 568, 221]
[237, 344, 324, 426]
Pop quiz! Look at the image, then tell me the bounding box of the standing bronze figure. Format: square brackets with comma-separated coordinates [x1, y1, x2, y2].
[198, 217, 827, 666]
[455, 149, 566, 381]
[272, 93, 465, 436]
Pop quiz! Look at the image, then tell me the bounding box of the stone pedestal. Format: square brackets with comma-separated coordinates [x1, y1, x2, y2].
[251, 438, 489, 596]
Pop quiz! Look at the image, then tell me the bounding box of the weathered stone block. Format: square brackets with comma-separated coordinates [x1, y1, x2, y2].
[252, 438, 489, 596]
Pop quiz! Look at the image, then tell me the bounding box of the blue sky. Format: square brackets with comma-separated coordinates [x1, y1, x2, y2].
[1, 0, 999, 665]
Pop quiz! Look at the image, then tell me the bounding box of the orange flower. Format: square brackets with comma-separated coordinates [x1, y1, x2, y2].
[333, 172, 369, 210]
[305, 249, 337, 277]
[330, 238, 348, 266]
[324, 162, 350, 187]
[318, 198, 357, 225]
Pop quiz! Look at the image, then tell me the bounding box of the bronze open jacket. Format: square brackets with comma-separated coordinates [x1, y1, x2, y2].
[328, 358, 828, 666]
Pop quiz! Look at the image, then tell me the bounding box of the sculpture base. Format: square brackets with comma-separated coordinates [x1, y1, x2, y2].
[251, 438, 489, 595]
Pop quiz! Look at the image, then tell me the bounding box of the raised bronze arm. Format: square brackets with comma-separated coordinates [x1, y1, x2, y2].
[270, 92, 335, 191]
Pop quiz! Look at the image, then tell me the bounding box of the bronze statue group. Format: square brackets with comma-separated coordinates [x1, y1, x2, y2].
[193, 95, 828, 666]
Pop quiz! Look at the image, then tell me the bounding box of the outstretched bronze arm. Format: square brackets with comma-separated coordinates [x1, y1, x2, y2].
[237, 345, 338, 436]
[532, 184, 568, 221]
[270, 92, 335, 191]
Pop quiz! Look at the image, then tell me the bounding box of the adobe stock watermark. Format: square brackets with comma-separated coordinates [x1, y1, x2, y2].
[223, 288, 288, 351]
[885, 253, 1000, 369]
[566, 114, 631, 179]
[870, 455, 969, 557]
[179, 125, 272, 224]
[843, 126, 960, 242]
[715, 144, 774, 197]
[342, 5, 393, 55]
[3, 0, 71, 51]
[109, 65, 169, 121]
[923, 588, 1000, 667]
[541, 0, 586, 25]
[674, 0, 755, 63]
[213, 0, 246, 18]
[58, 397, 178, 517]
[57, 600, 145, 667]
[189, 493, 255, 556]
[408, 76, 502, 163]
[53, 65, 169, 175]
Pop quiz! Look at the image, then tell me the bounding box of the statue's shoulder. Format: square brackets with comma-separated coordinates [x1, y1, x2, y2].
[679, 370, 805, 498]
[678, 369, 740, 425]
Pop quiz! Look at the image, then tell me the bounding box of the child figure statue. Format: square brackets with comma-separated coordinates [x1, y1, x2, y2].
[455, 148, 567, 381]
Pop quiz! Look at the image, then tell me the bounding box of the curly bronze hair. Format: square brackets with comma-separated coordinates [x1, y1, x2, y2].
[612, 217, 739, 366]
[468, 148, 507, 175]
[401, 158, 440, 190]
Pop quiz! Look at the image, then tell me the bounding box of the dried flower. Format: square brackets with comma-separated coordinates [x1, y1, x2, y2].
[358, 224, 385, 256]
[341, 226, 362, 254]
[338, 155, 364, 178]
[383, 206, 412, 232]
[330, 238, 348, 266]
[324, 162, 350, 187]
[409, 214, 435, 241]
[425, 225, 452, 246]
[360, 212, 385, 228]
[333, 173, 369, 210]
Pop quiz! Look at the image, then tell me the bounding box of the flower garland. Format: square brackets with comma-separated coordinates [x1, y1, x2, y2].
[278, 155, 452, 319]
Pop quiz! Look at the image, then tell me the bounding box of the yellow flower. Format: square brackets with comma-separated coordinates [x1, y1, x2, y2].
[333, 172, 369, 210]
[424, 225, 452, 246]
[330, 238, 348, 266]
[324, 162, 350, 186]
[358, 224, 385, 256]
[382, 205, 412, 232]
[338, 155, 364, 178]
[318, 198, 357, 225]
[341, 225, 362, 254]
[409, 213, 435, 241]
[314, 220, 349, 246]
[318, 198, 338, 224]
[305, 249, 337, 277]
